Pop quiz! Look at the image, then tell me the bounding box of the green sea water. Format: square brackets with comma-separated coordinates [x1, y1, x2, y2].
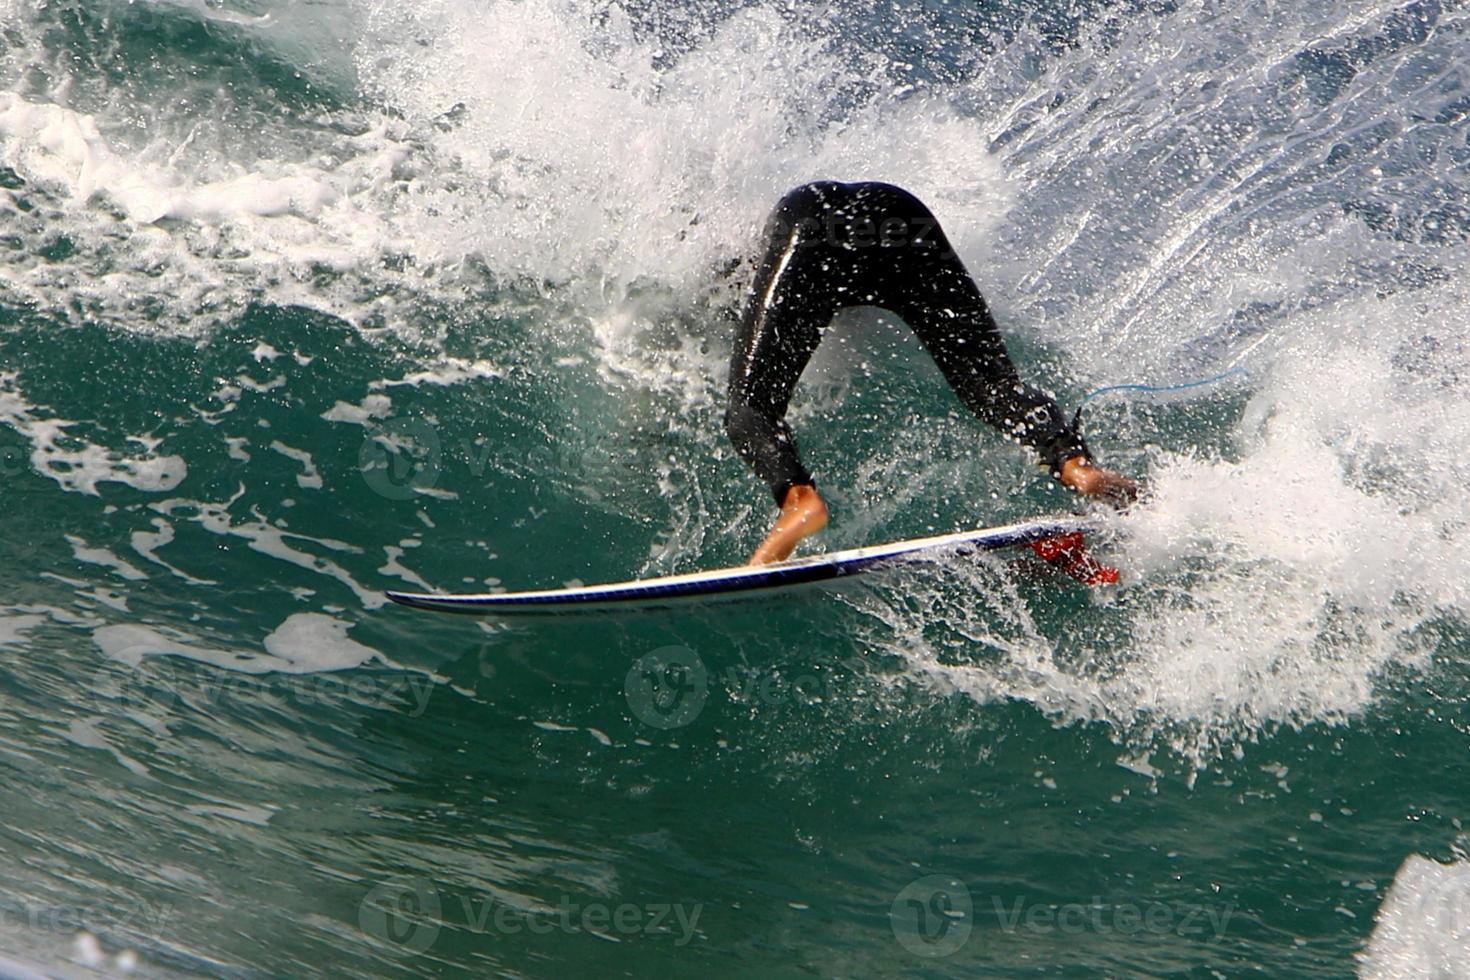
[1, 1, 1469, 977]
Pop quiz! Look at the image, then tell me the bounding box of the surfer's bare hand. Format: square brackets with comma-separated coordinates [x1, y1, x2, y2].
[750, 484, 829, 565]
[1060, 456, 1139, 508]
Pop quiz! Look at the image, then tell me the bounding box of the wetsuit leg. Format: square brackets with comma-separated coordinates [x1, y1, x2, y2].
[725, 182, 849, 504]
[853, 182, 1090, 474]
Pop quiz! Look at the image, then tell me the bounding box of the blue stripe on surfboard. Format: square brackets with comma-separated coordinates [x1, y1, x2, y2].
[385, 517, 1092, 615]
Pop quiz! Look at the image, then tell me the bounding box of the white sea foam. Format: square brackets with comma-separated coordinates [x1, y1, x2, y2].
[130, 519, 217, 586]
[369, 358, 502, 389]
[833, 0, 1470, 758]
[269, 441, 324, 489]
[42, 572, 132, 614]
[66, 536, 149, 582]
[151, 493, 386, 609]
[1362, 853, 1470, 978]
[59, 718, 149, 777]
[377, 545, 433, 591]
[260, 613, 387, 672]
[0, 613, 46, 648]
[321, 394, 393, 425]
[0, 0, 1009, 333]
[0, 86, 413, 330]
[354, 0, 1010, 297]
[0, 374, 187, 495]
[0, 92, 360, 226]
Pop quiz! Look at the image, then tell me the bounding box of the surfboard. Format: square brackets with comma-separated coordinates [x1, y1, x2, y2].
[385, 516, 1096, 616]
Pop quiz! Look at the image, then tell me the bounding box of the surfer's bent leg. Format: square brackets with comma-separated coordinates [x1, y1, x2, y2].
[726, 182, 846, 505]
[851, 182, 1092, 476]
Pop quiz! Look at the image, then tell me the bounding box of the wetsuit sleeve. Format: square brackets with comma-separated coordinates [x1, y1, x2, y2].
[993, 382, 1091, 478]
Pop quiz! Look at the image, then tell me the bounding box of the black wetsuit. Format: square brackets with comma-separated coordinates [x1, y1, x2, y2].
[726, 180, 1091, 505]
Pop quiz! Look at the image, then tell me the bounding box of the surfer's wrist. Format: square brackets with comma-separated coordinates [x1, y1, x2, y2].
[1060, 456, 1139, 507]
[1059, 455, 1094, 489]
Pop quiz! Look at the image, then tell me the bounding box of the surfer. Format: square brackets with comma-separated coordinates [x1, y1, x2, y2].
[727, 180, 1138, 565]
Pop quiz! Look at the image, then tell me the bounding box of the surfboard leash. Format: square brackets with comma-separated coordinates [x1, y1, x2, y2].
[1070, 366, 1249, 433]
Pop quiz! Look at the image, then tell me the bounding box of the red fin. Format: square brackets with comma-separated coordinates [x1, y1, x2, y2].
[1028, 532, 1119, 587]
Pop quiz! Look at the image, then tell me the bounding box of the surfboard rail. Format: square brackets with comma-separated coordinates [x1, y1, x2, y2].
[385, 516, 1097, 616]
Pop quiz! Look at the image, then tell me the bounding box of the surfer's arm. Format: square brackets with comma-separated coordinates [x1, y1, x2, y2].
[969, 380, 1138, 506]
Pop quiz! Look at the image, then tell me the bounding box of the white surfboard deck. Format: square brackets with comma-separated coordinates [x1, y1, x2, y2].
[385, 516, 1093, 616]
